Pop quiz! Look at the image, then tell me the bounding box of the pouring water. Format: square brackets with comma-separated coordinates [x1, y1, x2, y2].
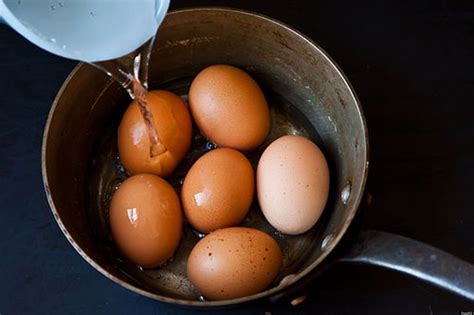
[0, 0, 170, 157]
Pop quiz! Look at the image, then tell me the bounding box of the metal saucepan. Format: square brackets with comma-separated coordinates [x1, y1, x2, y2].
[41, 7, 474, 307]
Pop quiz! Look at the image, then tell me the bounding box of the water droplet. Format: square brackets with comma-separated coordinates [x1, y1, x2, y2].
[205, 141, 217, 150]
[89, 11, 95, 17]
[192, 132, 205, 146]
[58, 2, 64, 7]
[50, 5, 56, 10]
[273, 230, 285, 238]
[341, 181, 352, 204]
[321, 234, 334, 250]
[198, 295, 206, 301]
[111, 179, 122, 191]
[194, 133, 203, 141]
[116, 163, 126, 174]
[180, 94, 189, 103]
[192, 229, 206, 239]
[327, 116, 338, 132]
[62, 44, 67, 50]
[50, 38, 56, 43]
[17, 0, 21, 5]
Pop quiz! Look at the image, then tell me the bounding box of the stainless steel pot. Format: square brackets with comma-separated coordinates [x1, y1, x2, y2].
[42, 7, 474, 307]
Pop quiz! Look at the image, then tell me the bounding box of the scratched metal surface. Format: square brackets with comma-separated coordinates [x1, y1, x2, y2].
[1, 0, 474, 314]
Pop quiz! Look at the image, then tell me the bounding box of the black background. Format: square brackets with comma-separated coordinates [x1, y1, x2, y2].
[1, 0, 474, 314]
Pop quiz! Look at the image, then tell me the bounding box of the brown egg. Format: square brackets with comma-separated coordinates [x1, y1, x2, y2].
[189, 65, 270, 151]
[118, 90, 192, 177]
[187, 227, 282, 300]
[181, 148, 254, 233]
[109, 174, 183, 268]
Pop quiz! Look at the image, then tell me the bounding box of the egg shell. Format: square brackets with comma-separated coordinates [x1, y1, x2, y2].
[187, 227, 282, 300]
[118, 90, 192, 177]
[189, 65, 270, 151]
[181, 148, 254, 233]
[257, 135, 330, 235]
[109, 174, 183, 268]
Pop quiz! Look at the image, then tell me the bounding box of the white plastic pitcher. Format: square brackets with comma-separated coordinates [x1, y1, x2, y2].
[0, 0, 170, 62]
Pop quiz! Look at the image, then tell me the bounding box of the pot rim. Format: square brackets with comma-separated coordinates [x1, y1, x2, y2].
[41, 6, 369, 307]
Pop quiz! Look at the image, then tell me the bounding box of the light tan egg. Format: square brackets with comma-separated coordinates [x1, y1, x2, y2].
[257, 135, 330, 235]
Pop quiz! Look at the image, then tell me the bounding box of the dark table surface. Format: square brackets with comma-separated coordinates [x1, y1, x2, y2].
[1, 0, 474, 314]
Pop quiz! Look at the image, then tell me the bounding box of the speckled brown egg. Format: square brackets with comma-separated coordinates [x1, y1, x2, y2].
[118, 90, 192, 177]
[189, 65, 270, 151]
[109, 174, 183, 268]
[181, 148, 254, 233]
[187, 227, 282, 300]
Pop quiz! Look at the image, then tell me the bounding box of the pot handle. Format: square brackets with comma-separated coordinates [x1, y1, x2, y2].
[339, 230, 474, 300]
[270, 230, 474, 304]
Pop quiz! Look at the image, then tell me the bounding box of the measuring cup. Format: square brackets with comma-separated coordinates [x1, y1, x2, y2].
[0, 0, 170, 62]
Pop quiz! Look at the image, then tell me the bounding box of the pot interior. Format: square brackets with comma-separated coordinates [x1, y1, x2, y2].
[43, 8, 367, 305]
